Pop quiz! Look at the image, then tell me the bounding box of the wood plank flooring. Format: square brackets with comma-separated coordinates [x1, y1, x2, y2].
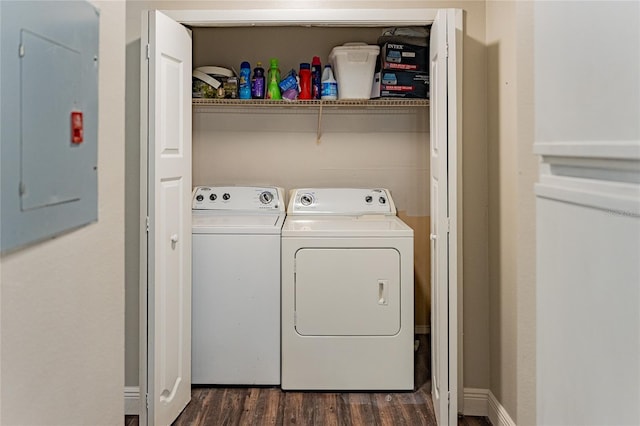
[125, 336, 491, 426]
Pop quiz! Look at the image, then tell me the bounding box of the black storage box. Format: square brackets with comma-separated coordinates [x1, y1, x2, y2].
[380, 70, 429, 99]
[380, 42, 428, 71]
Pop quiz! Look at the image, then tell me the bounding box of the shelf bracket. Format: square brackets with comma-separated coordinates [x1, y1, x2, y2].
[316, 101, 323, 144]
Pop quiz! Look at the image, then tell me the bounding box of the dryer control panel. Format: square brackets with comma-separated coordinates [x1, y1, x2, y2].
[192, 186, 285, 212]
[288, 188, 397, 215]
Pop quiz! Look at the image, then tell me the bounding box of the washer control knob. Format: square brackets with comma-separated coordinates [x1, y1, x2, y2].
[365, 195, 373, 203]
[196, 194, 204, 202]
[259, 191, 274, 204]
[379, 196, 387, 204]
[209, 193, 217, 201]
[222, 193, 231, 201]
[300, 194, 314, 206]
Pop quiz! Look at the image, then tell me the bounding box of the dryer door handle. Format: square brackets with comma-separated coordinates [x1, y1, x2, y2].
[378, 280, 389, 305]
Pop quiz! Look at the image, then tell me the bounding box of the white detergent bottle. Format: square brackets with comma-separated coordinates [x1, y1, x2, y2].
[321, 65, 338, 100]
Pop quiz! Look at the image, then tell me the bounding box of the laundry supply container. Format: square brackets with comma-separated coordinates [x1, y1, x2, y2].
[329, 43, 380, 100]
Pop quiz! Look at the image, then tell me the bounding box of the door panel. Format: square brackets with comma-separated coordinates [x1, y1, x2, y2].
[430, 8, 449, 425]
[143, 10, 192, 426]
[295, 248, 401, 336]
[430, 8, 460, 425]
[157, 177, 184, 402]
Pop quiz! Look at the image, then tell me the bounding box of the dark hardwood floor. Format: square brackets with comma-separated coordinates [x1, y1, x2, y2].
[125, 336, 491, 426]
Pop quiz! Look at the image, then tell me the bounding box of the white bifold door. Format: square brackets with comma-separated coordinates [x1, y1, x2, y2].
[430, 8, 462, 426]
[140, 10, 193, 426]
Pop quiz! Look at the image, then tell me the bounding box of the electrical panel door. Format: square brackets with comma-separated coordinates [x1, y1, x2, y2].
[0, 1, 99, 252]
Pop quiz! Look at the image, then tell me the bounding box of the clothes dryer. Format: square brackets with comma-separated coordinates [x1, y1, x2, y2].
[281, 188, 414, 390]
[191, 185, 285, 385]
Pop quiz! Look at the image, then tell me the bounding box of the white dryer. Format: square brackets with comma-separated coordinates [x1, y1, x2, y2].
[281, 188, 414, 390]
[191, 185, 285, 385]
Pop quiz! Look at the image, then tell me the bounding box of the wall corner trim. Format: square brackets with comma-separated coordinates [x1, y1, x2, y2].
[463, 388, 516, 426]
[125, 386, 141, 416]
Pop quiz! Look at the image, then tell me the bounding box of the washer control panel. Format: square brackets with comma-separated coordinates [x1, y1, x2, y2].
[288, 188, 396, 215]
[192, 186, 284, 211]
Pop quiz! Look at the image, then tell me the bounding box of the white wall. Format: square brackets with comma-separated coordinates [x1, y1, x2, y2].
[486, 2, 519, 417]
[0, 1, 126, 424]
[514, 2, 536, 425]
[485, 2, 537, 424]
[535, 1, 640, 424]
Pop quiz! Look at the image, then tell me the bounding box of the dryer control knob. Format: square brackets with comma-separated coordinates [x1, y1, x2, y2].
[259, 191, 274, 204]
[300, 194, 314, 206]
[222, 193, 231, 201]
[209, 193, 217, 201]
[379, 196, 387, 204]
[196, 194, 204, 202]
[365, 195, 373, 203]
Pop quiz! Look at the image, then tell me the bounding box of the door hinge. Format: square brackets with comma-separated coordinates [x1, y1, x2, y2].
[145, 216, 150, 233]
[18, 181, 26, 196]
[146, 44, 150, 60]
[145, 393, 149, 409]
[447, 218, 451, 233]
[18, 44, 25, 57]
[445, 43, 449, 59]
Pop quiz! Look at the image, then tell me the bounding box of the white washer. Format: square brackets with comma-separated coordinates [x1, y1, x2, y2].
[191, 185, 285, 385]
[281, 188, 414, 390]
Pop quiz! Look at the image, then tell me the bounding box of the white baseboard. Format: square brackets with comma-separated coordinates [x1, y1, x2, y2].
[463, 388, 516, 426]
[463, 388, 490, 416]
[415, 325, 430, 334]
[125, 386, 140, 416]
[488, 391, 516, 426]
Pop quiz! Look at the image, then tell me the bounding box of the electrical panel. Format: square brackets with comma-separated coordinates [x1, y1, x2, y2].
[1, 1, 100, 252]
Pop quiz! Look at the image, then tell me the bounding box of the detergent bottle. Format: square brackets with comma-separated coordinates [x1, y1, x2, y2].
[266, 58, 282, 100]
[238, 61, 251, 99]
[298, 63, 312, 100]
[251, 62, 265, 99]
[311, 56, 322, 99]
[320, 64, 338, 100]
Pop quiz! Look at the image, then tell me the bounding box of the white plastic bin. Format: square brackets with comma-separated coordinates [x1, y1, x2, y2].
[329, 43, 380, 100]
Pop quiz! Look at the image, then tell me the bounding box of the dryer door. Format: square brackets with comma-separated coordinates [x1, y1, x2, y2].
[294, 248, 401, 336]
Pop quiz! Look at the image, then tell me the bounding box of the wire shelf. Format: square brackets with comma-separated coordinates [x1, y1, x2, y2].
[192, 98, 429, 107]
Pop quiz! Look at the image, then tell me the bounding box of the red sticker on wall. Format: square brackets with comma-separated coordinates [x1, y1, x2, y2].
[71, 111, 84, 144]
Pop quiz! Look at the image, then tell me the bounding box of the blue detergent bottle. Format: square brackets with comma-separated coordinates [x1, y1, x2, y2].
[239, 61, 252, 99]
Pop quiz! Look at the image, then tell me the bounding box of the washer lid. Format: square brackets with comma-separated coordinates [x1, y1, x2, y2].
[193, 213, 285, 234]
[282, 215, 412, 238]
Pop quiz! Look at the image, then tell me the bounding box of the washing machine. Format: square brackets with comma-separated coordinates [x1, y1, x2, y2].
[281, 188, 414, 390]
[191, 185, 285, 385]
